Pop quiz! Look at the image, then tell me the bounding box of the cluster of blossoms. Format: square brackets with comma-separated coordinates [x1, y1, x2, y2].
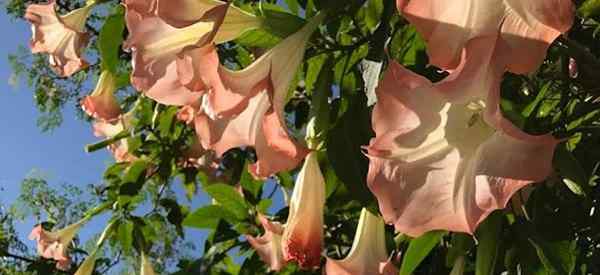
[24, 0, 574, 273]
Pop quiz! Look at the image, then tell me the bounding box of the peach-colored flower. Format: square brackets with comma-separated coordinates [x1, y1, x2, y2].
[28, 219, 86, 270]
[397, 0, 573, 106]
[201, 12, 325, 120]
[365, 62, 558, 237]
[192, 13, 324, 178]
[93, 110, 136, 163]
[25, 1, 94, 77]
[281, 152, 325, 269]
[195, 90, 308, 178]
[124, 0, 262, 106]
[81, 71, 121, 121]
[246, 216, 286, 272]
[400, 0, 573, 73]
[325, 209, 397, 275]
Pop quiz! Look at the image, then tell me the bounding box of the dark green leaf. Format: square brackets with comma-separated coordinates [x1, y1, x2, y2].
[400, 231, 446, 275]
[475, 211, 504, 275]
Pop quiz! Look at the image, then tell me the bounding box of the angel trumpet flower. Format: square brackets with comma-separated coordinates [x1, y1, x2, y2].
[92, 107, 136, 162]
[194, 13, 324, 178]
[365, 62, 558, 237]
[326, 209, 398, 275]
[201, 12, 325, 120]
[25, 0, 95, 77]
[124, 0, 262, 106]
[28, 218, 88, 270]
[397, 0, 573, 104]
[140, 252, 156, 275]
[81, 71, 121, 121]
[246, 216, 286, 272]
[281, 151, 326, 269]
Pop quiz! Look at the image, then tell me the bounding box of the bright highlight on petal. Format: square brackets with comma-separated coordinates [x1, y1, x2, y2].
[25, 1, 94, 77]
[282, 152, 325, 269]
[366, 62, 558, 237]
[325, 209, 398, 275]
[81, 71, 121, 121]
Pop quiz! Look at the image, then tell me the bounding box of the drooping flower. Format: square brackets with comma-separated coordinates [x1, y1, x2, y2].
[195, 90, 309, 178]
[397, 0, 573, 106]
[93, 110, 136, 163]
[28, 219, 87, 270]
[25, 0, 95, 77]
[400, 0, 573, 74]
[325, 209, 398, 275]
[201, 12, 325, 120]
[124, 0, 262, 106]
[140, 252, 156, 275]
[81, 70, 121, 121]
[193, 13, 324, 178]
[281, 151, 325, 269]
[246, 215, 286, 272]
[365, 62, 558, 237]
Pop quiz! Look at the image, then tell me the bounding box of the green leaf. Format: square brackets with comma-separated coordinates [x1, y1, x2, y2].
[204, 184, 250, 220]
[579, 0, 600, 18]
[119, 160, 150, 197]
[117, 220, 134, 255]
[239, 163, 263, 199]
[475, 211, 504, 275]
[183, 205, 240, 229]
[98, 6, 126, 73]
[528, 239, 577, 275]
[356, 0, 383, 33]
[400, 231, 445, 275]
[326, 93, 374, 204]
[554, 144, 589, 196]
[284, 0, 300, 14]
[158, 106, 179, 138]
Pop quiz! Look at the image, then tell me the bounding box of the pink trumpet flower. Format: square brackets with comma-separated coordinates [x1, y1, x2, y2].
[365, 62, 558, 237]
[28, 219, 87, 270]
[326, 209, 398, 275]
[399, 0, 573, 74]
[93, 110, 136, 163]
[397, 0, 573, 106]
[193, 13, 324, 178]
[25, 0, 95, 77]
[195, 90, 309, 178]
[281, 152, 325, 269]
[81, 71, 121, 121]
[124, 0, 262, 106]
[201, 12, 325, 120]
[246, 216, 286, 272]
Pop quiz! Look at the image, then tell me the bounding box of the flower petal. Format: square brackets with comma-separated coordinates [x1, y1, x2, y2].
[282, 152, 325, 269]
[196, 90, 308, 177]
[325, 209, 397, 275]
[81, 71, 121, 121]
[366, 62, 556, 236]
[246, 216, 286, 271]
[25, 1, 90, 77]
